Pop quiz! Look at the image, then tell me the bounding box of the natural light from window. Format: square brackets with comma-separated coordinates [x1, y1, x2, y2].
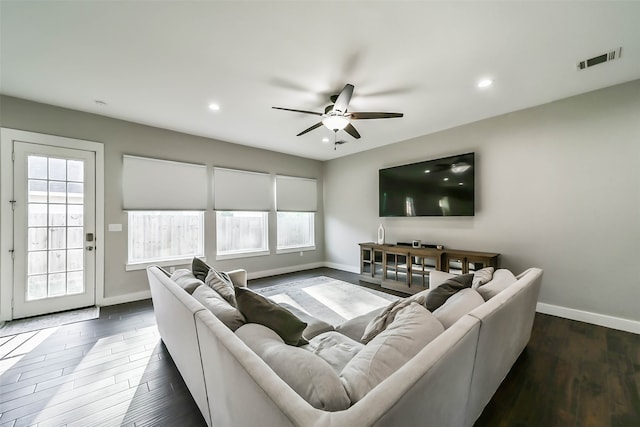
[127, 211, 204, 265]
[277, 212, 315, 251]
[216, 211, 268, 258]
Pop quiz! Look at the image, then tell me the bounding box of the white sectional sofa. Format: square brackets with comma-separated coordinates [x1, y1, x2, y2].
[146, 265, 543, 427]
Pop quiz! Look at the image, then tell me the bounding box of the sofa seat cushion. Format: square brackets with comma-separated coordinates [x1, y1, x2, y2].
[192, 285, 246, 331]
[235, 323, 351, 411]
[278, 302, 335, 340]
[433, 288, 484, 329]
[304, 331, 364, 374]
[476, 269, 518, 301]
[235, 287, 308, 346]
[340, 302, 445, 403]
[425, 273, 473, 311]
[170, 269, 205, 295]
[335, 307, 384, 343]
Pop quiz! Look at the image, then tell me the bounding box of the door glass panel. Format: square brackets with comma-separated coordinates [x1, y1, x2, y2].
[25, 155, 86, 301]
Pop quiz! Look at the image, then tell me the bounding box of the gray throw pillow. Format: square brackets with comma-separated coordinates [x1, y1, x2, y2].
[192, 285, 246, 331]
[205, 268, 237, 307]
[170, 269, 205, 294]
[191, 257, 210, 282]
[424, 273, 473, 311]
[235, 287, 308, 346]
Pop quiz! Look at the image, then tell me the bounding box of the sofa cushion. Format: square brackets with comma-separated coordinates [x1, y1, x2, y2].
[360, 289, 430, 343]
[476, 269, 518, 301]
[334, 307, 384, 343]
[235, 324, 351, 411]
[304, 331, 364, 374]
[340, 302, 445, 403]
[192, 285, 246, 331]
[278, 302, 335, 340]
[433, 288, 485, 329]
[472, 267, 495, 289]
[204, 267, 237, 307]
[235, 287, 308, 346]
[170, 269, 205, 295]
[425, 273, 473, 311]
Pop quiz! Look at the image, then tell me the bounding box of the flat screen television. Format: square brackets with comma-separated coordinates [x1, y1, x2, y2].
[379, 152, 475, 217]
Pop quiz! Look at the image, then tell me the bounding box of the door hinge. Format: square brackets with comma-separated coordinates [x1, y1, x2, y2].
[9, 249, 15, 260]
[9, 200, 16, 211]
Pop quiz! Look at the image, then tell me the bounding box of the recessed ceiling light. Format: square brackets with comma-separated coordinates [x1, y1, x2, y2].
[322, 137, 329, 143]
[477, 79, 493, 88]
[208, 103, 220, 111]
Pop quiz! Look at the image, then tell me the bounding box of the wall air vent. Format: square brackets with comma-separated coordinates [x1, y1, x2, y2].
[577, 47, 622, 70]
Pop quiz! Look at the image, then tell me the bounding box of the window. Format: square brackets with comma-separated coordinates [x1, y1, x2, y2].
[127, 211, 204, 267]
[216, 211, 269, 258]
[277, 212, 315, 252]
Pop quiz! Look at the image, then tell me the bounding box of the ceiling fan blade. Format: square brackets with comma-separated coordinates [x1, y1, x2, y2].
[272, 106, 323, 116]
[349, 112, 404, 120]
[296, 122, 323, 136]
[333, 84, 354, 113]
[343, 123, 361, 139]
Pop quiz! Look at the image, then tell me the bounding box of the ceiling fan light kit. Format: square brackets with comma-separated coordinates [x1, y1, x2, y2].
[273, 83, 404, 142]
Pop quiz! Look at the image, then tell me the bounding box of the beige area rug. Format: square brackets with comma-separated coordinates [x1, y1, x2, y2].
[0, 306, 100, 338]
[256, 276, 399, 326]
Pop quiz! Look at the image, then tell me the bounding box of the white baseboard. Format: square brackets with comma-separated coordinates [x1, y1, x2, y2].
[247, 262, 325, 280]
[537, 302, 640, 334]
[324, 262, 359, 274]
[98, 290, 151, 307]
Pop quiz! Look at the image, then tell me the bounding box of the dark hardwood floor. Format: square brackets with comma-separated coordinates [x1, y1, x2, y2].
[1, 267, 638, 426]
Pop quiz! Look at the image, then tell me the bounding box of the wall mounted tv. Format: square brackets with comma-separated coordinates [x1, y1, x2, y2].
[379, 152, 475, 217]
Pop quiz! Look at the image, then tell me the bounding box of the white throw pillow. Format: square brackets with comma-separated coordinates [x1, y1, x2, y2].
[340, 302, 444, 403]
[236, 324, 351, 411]
[472, 266, 495, 289]
[476, 269, 518, 301]
[433, 288, 484, 329]
[429, 270, 456, 289]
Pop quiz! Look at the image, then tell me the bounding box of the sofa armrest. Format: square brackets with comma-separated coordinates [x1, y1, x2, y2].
[227, 269, 248, 287]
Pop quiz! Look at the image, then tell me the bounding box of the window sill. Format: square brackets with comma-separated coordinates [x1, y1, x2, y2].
[276, 246, 316, 255]
[215, 250, 270, 261]
[125, 257, 199, 272]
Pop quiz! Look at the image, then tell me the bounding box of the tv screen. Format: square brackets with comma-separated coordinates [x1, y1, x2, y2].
[379, 152, 475, 217]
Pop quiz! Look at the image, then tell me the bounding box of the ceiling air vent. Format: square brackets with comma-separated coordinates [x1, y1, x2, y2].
[577, 47, 622, 70]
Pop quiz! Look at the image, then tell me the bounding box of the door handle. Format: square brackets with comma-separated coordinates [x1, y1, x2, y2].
[85, 246, 94, 251]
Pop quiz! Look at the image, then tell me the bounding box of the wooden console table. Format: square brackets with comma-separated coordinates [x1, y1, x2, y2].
[359, 243, 499, 294]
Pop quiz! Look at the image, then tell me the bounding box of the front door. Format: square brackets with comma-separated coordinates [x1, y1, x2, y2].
[12, 141, 96, 318]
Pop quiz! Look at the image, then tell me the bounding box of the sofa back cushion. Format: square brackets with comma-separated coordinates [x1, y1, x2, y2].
[433, 288, 484, 329]
[235, 323, 351, 411]
[340, 302, 445, 403]
[476, 269, 518, 301]
[192, 285, 246, 331]
[170, 269, 205, 295]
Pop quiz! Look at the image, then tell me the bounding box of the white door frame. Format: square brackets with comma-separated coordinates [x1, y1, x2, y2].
[0, 128, 105, 321]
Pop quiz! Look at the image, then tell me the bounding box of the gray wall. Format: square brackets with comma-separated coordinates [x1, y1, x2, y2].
[324, 80, 640, 322]
[0, 96, 325, 299]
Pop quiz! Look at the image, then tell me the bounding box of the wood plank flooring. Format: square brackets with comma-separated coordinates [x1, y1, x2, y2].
[1, 267, 638, 426]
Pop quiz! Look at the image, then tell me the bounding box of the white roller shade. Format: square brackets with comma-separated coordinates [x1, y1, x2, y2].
[122, 155, 207, 210]
[214, 167, 271, 211]
[276, 175, 317, 212]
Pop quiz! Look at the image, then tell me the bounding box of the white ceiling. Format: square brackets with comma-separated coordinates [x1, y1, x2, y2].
[2, 1, 639, 161]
